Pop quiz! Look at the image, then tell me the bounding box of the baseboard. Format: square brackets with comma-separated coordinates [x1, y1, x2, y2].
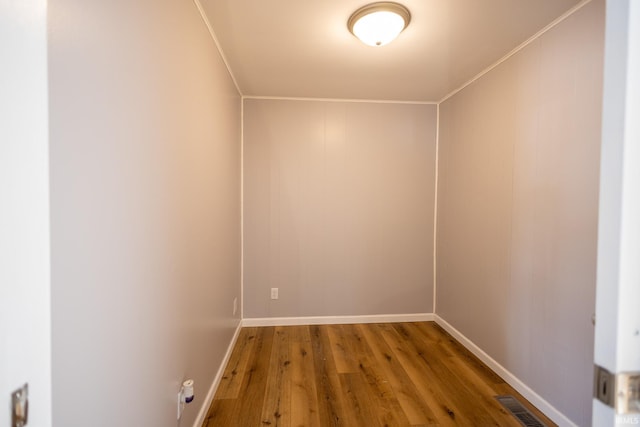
[192, 320, 243, 427]
[434, 315, 578, 427]
[242, 312, 435, 327]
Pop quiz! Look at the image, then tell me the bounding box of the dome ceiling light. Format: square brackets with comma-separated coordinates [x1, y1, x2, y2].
[348, 2, 411, 47]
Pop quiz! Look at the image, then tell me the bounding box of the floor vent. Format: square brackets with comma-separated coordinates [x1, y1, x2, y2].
[495, 395, 548, 427]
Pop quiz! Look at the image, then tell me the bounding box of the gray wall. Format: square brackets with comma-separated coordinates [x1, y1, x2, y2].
[243, 99, 437, 318]
[48, 1, 241, 426]
[436, 1, 604, 426]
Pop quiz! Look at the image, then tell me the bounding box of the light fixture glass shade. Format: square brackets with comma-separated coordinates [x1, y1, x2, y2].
[348, 2, 411, 47]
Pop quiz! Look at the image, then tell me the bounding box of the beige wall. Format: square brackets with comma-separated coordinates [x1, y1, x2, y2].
[48, 1, 241, 426]
[436, 1, 604, 426]
[243, 99, 437, 318]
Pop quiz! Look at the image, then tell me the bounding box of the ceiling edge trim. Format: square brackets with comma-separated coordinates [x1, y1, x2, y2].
[193, 0, 243, 96]
[438, 0, 594, 105]
[243, 95, 437, 105]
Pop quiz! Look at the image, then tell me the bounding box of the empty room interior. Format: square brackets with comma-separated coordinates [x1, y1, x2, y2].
[5, 0, 639, 426]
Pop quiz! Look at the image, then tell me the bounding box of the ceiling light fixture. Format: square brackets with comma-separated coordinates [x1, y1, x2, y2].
[348, 2, 411, 47]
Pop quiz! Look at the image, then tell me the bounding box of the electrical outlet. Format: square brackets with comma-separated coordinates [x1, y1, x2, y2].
[270, 288, 279, 300]
[233, 297, 238, 316]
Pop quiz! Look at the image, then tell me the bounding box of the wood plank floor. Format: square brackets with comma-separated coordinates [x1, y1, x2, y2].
[202, 322, 555, 427]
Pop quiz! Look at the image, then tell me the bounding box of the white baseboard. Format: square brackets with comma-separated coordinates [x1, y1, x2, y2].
[434, 315, 577, 427]
[192, 320, 243, 427]
[242, 312, 435, 327]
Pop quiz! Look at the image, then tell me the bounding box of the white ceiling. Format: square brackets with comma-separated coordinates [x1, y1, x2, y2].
[200, 0, 583, 102]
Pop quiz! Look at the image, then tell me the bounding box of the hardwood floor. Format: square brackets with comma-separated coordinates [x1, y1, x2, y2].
[202, 322, 555, 427]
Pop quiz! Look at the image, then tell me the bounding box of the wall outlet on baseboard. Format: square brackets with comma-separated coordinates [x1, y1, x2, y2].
[233, 297, 238, 316]
[271, 288, 279, 300]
